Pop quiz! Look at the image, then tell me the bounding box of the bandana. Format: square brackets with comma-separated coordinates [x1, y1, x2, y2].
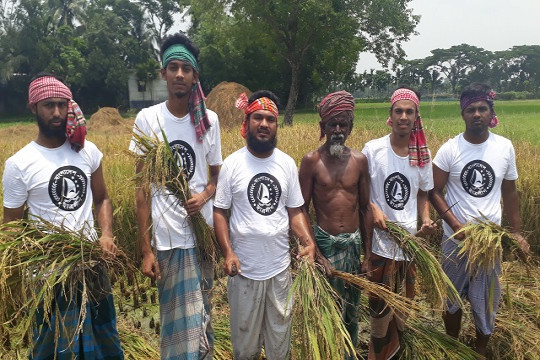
[387, 88, 430, 168]
[162, 44, 210, 142]
[460, 91, 499, 128]
[317, 91, 355, 141]
[28, 76, 86, 152]
[235, 92, 279, 139]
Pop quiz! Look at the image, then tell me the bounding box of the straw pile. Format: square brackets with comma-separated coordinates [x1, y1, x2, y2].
[289, 260, 355, 360]
[384, 220, 462, 310]
[0, 219, 136, 350]
[88, 107, 130, 133]
[205, 82, 252, 130]
[131, 128, 218, 263]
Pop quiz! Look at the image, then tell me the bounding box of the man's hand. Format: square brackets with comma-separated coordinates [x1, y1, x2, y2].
[418, 219, 437, 236]
[372, 203, 388, 230]
[361, 255, 371, 275]
[141, 252, 161, 280]
[450, 223, 466, 241]
[315, 253, 334, 276]
[99, 236, 117, 257]
[224, 253, 242, 277]
[297, 243, 316, 262]
[185, 192, 206, 216]
[513, 232, 531, 258]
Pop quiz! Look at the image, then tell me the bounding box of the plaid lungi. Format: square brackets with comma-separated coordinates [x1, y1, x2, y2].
[368, 254, 416, 360]
[315, 225, 362, 351]
[30, 264, 123, 360]
[157, 248, 212, 360]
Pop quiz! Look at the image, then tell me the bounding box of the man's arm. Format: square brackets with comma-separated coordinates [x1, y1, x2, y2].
[501, 179, 530, 254]
[185, 165, 221, 216]
[135, 160, 160, 280]
[3, 206, 25, 223]
[428, 165, 464, 240]
[417, 190, 436, 235]
[298, 154, 314, 213]
[357, 155, 373, 273]
[213, 206, 241, 276]
[287, 206, 316, 262]
[91, 163, 117, 255]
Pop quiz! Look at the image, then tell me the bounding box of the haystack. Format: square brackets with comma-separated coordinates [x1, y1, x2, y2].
[206, 82, 252, 130]
[88, 107, 130, 133]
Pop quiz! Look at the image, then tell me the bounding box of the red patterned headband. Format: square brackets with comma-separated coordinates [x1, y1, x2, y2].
[28, 76, 72, 104]
[235, 92, 279, 138]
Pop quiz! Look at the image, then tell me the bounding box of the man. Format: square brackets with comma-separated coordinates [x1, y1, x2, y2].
[129, 34, 222, 359]
[361, 87, 436, 360]
[2, 73, 123, 359]
[429, 83, 530, 356]
[213, 90, 316, 359]
[299, 90, 371, 354]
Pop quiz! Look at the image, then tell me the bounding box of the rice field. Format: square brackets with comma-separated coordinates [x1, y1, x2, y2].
[0, 99, 539, 359]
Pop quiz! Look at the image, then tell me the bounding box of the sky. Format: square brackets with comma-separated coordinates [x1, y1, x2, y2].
[357, 0, 540, 71]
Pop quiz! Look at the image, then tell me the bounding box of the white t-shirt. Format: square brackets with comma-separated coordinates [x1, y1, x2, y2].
[214, 147, 304, 280]
[129, 102, 223, 250]
[433, 132, 518, 237]
[362, 134, 434, 260]
[3, 140, 103, 240]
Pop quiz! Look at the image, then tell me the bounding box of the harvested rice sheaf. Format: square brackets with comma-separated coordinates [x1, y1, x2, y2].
[0, 219, 137, 350]
[384, 220, 462, 310]
[131, 128, 218, 264]
[289, 260, 355, 360]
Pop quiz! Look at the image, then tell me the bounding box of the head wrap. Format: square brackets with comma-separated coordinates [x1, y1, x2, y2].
[387, 88, 430, 168]
[162, 44, 210, 142]
[235, 92, 279, 139]
[460, 90, 498, 128]
[28, 76, 86, 152]
[317, 90, 355, 141]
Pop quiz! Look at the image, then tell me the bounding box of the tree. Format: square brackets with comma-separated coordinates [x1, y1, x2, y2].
[424, 44, 491, 94]
[189, 0, 419, 125]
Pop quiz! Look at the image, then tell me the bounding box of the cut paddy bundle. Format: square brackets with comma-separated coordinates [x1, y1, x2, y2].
[131, 128, 218, 263]
[288, 260, 355, 360]
[384, 220, 462, 310]
[453, 214, 528, 275]
[0, 219, 136, 350]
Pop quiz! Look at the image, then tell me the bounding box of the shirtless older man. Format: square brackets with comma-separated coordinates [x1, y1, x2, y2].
[299, 90, 372, 353]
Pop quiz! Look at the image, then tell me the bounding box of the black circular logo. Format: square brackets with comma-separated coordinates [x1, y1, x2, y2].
[48, 166, 88, 211]
[460, 160, 495, 197]
[247, 173, 282, 216]
[383, 172, 411, 210]
[169, 140, 196, 180]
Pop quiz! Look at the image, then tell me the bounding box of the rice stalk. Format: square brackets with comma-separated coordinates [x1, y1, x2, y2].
[0, 219, 136, 350]
[401, 319, 482, 360]
[453, 214, 528, 276]
[118, 327, 160, 360]
[384, 220, 462, 310]
[130, 127, 217, 264]
[331, 270, 420, 320]
[288, 260, 355, 360]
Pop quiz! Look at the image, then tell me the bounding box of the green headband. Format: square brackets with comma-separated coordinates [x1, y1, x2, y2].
[162, 44, 199, 72]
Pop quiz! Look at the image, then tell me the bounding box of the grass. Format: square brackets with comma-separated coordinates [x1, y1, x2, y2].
[0, 99, 539, 358]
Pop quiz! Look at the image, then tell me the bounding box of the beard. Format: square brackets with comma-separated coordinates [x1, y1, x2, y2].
[247, 131, 277, 154]
[329, 134, 345, 158]
[36, 113, 66, 139]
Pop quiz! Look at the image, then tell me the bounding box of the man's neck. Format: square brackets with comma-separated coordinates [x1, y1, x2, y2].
[463, 130, 490, 144]
[247, 146, 274, 159]
[166, 94, 190, 118]
[389, 132, 409, 156]
[35, 134, 66, 148]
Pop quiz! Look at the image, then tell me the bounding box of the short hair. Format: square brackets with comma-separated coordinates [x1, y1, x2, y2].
[460, 83, 493, 110]
[160, 33, 200, 66]
[30, 72, 66, 84]
[246, 90, 280, 121]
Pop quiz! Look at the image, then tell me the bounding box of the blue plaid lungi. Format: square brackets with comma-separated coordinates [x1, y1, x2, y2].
[30, 264, 123, 360]
[442, 237, 501, 335]
[157, 247, 212, 360]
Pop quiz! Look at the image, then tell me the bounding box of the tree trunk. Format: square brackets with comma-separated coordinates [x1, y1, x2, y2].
[283, 63, 300, 126]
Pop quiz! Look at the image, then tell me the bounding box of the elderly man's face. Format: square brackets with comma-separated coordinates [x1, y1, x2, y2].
[31, 97, 68, 138]
[322, 112, 352, 157]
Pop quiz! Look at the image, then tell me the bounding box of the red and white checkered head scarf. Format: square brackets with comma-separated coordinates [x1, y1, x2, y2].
[235, 92, 279, 139]
[387, 88, 430, 167]
[28, 76, 86, 152]
[317, 91, 355, 141]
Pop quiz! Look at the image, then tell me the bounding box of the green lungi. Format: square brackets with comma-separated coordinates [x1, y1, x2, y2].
[314, 225, 362, 351]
